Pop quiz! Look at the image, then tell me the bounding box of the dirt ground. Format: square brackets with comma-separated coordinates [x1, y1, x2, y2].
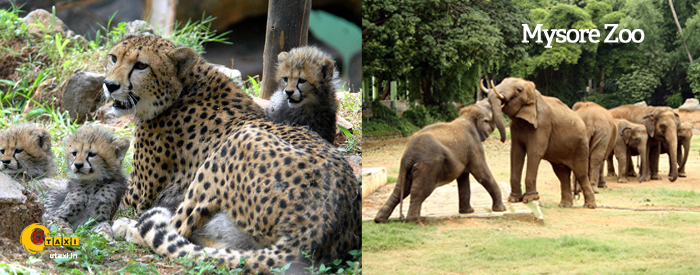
[363, 133, 700, 231]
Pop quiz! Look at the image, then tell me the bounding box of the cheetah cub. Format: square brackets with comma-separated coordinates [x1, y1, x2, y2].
[44, 125, 130, 236]
[0, 123, 55, 182]
[266, 46, 340, 143]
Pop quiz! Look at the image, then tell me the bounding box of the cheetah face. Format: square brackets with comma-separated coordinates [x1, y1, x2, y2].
[64, 125, 130, 182]
[0, 126, 51, 177]
[67, 148, 101, 180]
[104, 36, 197, 121]
[280, 76, 316, 109]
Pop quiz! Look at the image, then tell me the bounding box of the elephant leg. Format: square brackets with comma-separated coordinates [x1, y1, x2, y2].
[626, 154, 637, 177]
[456, 173, 473, 214]
[551, 163, 574, 207]
[522, 147, 544, 203]
[374, 169, 414, 223]
[617, 152, 629, 183]
[598, 164, 607, 188]
[589, 149, 606, 193]
[508, 142, 526, 203]
[607, 154, 617, 177]
[649, 144, 661, 180]
[470, 166, 506, 212]
[571, 152, 596, 208]
[405, 166, 441, 225]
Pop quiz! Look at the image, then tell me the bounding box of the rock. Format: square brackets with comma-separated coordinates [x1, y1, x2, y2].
[61, 71, 106, 123]
[213, 64, 242, 81]
[0, 173, 44, 243]
[96, 102, 136, 128]
[22, 9, 70, 39]
[123, 20, 156, 38]
[679, 98, 700, 111]
[0, 174, 26, 204]
[634, 101, 647, 107]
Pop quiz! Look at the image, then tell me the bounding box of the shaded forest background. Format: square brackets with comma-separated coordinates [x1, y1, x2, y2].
[362, 0, 700, 135]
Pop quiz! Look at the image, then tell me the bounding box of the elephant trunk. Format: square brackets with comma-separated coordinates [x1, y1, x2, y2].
[678, 138, 689, 172]
[666, 131, 679, 182]
[487, 87, 507, 142]
[638, 146, 649, 182]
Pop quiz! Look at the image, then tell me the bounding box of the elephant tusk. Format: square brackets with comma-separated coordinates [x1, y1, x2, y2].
[491, 79, 505, 100]
[480, 79, 490, 94]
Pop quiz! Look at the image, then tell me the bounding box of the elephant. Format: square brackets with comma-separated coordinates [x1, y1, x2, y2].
[606, 119, 649, 183]
[660, 122, 692, 177]
[487, 77, 596, 209]
[374, 98, 507, 224]
[609, 105, 680, 182]
[571, 102, 617, 193]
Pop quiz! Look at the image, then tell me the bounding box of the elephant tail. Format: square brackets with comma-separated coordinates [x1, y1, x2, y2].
[374, 157, 414, 223]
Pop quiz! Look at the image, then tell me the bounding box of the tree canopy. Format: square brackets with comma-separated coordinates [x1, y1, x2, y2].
[363, 0, 700, 108]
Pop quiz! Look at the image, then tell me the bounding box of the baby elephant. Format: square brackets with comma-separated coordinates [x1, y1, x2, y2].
[374, 99, 507, 225]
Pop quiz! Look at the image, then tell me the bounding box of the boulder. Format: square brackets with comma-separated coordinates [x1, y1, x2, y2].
[0, 174, 44, 243]
[123, 20, 156, 38]
[679, 98, 700, 111]
[61, 71, 106, 123]
[22, 9, 70, 39]
[634, 101, 647, 107]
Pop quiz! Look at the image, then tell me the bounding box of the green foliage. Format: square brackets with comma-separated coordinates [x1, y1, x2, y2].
[402, 103, 458, 129]
[688, 62, 700, 98]
[166, 14, 231, 55]
[617, 69, 661, 103]
[363, 0, 531, 104]
[363, 101, 419, 137]
[401, 104, 438, 129]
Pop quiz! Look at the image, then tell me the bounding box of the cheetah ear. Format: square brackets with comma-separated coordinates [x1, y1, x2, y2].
[114, 137, 131, 161]
[277, 52, 289, 63]
[320, 57, 335, 82]
[31, 128, 51, 151]
[167, 47, 199, 80]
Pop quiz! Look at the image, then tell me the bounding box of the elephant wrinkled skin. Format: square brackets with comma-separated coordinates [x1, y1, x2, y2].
[488, 77, 596, 209]
[609, 105, 680, 182]
[374, 99, 507, 225]
[661, 122, 692, 177]
[572, 102, 617, 193]
[607, 119, 649, 183]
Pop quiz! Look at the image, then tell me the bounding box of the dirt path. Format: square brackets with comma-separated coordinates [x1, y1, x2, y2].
[363, 135, 700, 231]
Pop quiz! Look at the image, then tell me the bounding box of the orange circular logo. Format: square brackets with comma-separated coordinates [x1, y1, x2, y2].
[20, 223, 49, 254]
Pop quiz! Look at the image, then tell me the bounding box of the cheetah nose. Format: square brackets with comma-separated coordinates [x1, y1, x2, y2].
[1, 159, 10, 164]
[74, 162, 84, 169]
[104, 80, 121, 93]
[285, 90, 294, 97]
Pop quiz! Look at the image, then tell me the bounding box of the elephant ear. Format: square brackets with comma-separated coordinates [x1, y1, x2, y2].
[642, 114, 655, 138]
[515, 81, 538, 129]
[620, 126, 632, 145]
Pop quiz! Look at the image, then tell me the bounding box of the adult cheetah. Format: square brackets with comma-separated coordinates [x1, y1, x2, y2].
[105, 35, 360, 273]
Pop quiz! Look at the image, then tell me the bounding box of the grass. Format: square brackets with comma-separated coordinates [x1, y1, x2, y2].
[362, 218, 700, 274]
[603, 186, 700, 207]
[1, 6, 362, 275]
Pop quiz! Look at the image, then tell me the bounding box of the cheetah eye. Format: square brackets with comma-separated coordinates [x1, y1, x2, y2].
[72, 151, 77, 156]
[15, 148, 23, 153]
[298, 78, 307, 84]
[134, 62, 149, 70]
[88, 152, 97, 158]
[109, 54, 117, 64]
[282, 77, 288, 83]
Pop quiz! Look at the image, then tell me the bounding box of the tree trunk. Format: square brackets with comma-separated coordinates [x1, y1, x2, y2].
[143, 0, 178, 35]
[599, 70, 605, 94]
[669, 0, 694, 63]
[260, 0, 312, 99]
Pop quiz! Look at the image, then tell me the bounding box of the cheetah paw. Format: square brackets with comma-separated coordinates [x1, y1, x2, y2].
[92, 222, 115, 241]
[113, 217, 143, 244]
